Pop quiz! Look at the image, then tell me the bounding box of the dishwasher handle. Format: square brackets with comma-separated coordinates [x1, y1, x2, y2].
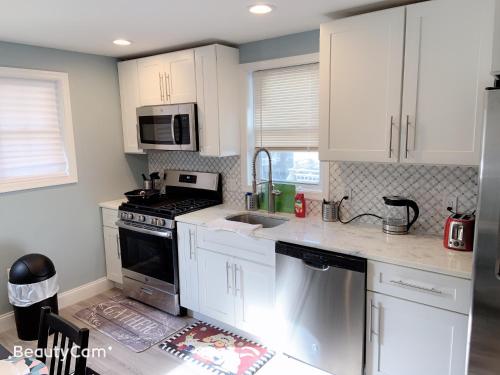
[303, 260, 330, 272]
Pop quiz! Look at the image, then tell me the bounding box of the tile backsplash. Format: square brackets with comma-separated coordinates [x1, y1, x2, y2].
[148, 151, 478, 235]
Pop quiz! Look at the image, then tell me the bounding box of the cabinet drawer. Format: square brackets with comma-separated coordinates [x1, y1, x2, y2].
[367, 261, 471, 314]
[197, 227, 275, 266]
[102, 208, 119, 229]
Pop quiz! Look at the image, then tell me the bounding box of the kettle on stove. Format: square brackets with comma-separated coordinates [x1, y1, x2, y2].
[382, 196, 420, 235]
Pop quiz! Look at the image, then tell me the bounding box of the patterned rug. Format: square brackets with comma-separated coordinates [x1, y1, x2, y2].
[159, 322, 274, 375]
[74, 293, 188, 352]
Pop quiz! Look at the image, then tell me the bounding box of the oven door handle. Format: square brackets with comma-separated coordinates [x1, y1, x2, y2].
[116, 220, 173, 239]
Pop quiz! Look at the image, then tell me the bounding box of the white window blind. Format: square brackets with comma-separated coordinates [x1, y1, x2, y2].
[0, 67, 77, 194]
[253, 63, 319, 148]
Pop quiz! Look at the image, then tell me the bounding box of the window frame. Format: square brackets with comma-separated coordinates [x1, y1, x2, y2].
[239, 53, 328, 201]
[0, 67, 78, 194]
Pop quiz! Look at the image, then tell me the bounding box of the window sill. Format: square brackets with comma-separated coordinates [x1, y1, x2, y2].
[0, 175, 78, 194]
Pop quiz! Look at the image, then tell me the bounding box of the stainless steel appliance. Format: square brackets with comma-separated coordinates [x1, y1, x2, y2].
[117, 170, 222, 315]
[382, 196, 419, 235]
[467, 84, 500, 374]
[137, 103, 197, 151]
[275, 241, 366, 375]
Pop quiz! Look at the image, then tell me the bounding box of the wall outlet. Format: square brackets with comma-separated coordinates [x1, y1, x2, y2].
[444, 194, 459, 212]
[344, 188, 353, 202]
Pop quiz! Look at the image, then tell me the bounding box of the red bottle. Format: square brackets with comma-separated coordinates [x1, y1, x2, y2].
[294, 193, 306, 218]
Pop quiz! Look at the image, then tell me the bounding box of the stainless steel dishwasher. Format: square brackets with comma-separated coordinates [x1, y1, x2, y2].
[275, 241, 366, 375]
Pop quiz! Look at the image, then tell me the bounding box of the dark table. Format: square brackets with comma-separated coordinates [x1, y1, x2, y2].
[0, 343, 11, 360]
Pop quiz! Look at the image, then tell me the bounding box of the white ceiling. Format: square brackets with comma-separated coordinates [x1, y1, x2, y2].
[0, 0, 413, 58]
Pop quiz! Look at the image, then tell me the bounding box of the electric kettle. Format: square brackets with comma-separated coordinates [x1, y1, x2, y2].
[382, 196, 420, 235]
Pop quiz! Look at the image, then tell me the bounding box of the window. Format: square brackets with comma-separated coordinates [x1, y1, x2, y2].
[0, 67, 77, 193]
[252, 62, 324, 194]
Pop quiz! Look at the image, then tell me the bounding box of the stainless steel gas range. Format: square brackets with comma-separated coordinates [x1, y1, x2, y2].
[116, 170, 222, 315]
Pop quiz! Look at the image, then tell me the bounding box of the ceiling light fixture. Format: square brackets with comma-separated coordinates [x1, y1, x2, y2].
[113, 39, 131, 46]
[249, 4, 274, 14]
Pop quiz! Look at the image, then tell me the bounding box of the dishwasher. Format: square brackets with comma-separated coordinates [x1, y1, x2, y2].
[275, 241, 366, 375]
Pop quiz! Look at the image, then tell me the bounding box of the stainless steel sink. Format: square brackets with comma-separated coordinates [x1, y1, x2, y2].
[225, 213, 288, 228]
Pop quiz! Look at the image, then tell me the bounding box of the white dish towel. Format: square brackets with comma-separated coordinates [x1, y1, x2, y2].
[205, 218, 262, 237]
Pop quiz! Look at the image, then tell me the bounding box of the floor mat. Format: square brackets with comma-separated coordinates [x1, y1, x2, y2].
[74, 293, 188, 352]
[159, 321, 274, 375]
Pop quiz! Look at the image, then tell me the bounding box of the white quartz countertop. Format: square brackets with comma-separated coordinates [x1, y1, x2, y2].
[176, 205, 473, 279]
[98, 198, 126, 210]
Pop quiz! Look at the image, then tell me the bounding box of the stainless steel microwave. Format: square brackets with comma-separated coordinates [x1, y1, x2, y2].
[137, 103, 198, 151]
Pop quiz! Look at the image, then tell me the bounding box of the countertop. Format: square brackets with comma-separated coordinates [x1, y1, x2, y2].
[176, 205, 473, 279]
[98, 199, 126, 210]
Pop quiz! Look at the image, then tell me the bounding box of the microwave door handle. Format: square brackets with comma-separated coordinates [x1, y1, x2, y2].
[171, 114, 178, 145]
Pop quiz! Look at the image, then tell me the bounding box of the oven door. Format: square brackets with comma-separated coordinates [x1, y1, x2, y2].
[136, 104, 197, 151]
[117, 221, 178, 294]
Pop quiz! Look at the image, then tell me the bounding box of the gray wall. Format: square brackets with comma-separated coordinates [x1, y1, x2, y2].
[0, 41, 147, 314]
[239, 30, 319, 63]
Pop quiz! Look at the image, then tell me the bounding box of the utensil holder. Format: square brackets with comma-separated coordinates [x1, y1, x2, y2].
[245, 193, 259, 211]
[322, 201, 339, 222]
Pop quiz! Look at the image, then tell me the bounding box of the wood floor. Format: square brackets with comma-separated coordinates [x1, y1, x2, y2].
[0, 289, 327, 375]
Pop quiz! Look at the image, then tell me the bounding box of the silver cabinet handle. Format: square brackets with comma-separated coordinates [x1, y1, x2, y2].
[226, 261, 232, 294]
[234, 264, 241, 297]
[405, 115, 410, 159]
[115, 234, 121, 260]
[159, 72, 164, 102]
[165, 73, 171, 102]
[369, 298, 379, 343]
[388, 115, 394, 158]
[188, 229, 195, 260]
[389, 279, 443, 295]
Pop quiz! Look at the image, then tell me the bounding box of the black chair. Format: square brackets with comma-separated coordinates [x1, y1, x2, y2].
[37, 306, 90, 375]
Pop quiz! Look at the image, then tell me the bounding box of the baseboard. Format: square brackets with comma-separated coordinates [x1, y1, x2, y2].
[0, 277, 113, 334]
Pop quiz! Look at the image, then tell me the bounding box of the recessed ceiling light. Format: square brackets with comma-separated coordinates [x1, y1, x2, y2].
[249, 4, 274, 14]
[113, 39, 131, 46]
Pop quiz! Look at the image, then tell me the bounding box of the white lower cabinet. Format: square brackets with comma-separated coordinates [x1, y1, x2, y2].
[177, 223, 275, 337]
[233, 258, 275, 338]
[101, 208, 122, 284]
[197, 248, 235, 325]
[177, 223, 199, 311]
[366, 291, 468, 375]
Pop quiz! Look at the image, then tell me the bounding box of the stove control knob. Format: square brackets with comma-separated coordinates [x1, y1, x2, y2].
[157, 219, 166, 227]
[137, 215, 146, 222]
[127, 213, 134, 220]
[151, 218, 158, 226]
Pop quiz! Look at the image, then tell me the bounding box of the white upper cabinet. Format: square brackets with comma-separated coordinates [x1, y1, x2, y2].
[167, 50, 197, 104]
[137, 51, 196, 106]
[319, 8, 405, 163]
[320, 0, 495, 166]
[195, 44, 240, 157]
[401, 0, 494, 165]
[137, 55, 165, 106]
[117, 60, 143, 154]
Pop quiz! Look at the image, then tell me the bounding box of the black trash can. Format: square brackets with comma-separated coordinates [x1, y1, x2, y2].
[8, 254, 59, 341]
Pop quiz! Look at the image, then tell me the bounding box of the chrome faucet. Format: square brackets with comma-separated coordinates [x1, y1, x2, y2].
[252, 148, 281, 214]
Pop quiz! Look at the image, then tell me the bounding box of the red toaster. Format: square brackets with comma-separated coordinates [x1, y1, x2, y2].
[443, 210, 475, 251]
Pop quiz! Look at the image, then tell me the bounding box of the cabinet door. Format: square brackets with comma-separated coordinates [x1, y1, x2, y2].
[177, 223, 199, 311]
[197, 248, 235, 325]
[117, 60, 143, 154]
[137, 56, 166, 106]
[103, 226, 122, 284]
[234, 258, 275, 339]
[401, 0, 494, 165]
[166, 50, 196, 104]
[319, 8, 405, 162]
[366, 292, 468, 375]
[194, 45, 220, 156]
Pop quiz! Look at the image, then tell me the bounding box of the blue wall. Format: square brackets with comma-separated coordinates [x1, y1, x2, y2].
[239, 30, 320, 63]
[0, 42, 147, 314]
